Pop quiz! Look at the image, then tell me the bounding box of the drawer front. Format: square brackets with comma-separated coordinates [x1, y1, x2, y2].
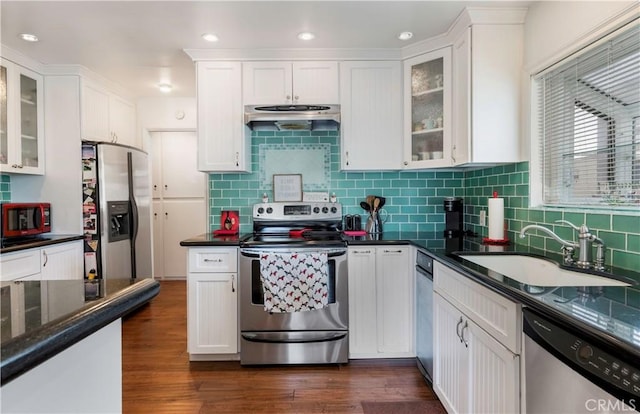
[434, 261, 520, 353]
[189, 248, 238, 273]
[0, 249, 41, 281]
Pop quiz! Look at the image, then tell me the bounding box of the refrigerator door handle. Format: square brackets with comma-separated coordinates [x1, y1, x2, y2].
[128, 152, 139, 279]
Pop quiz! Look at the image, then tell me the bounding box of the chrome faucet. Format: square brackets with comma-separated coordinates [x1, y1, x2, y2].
[519, 220, 606, 271]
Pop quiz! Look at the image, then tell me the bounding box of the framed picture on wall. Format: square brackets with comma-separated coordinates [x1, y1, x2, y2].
[273, 174, 303, 201]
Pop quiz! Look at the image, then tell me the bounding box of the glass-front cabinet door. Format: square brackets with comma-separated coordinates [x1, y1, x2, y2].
[403, 48, 452, 169]
[0, 58, 44, 175]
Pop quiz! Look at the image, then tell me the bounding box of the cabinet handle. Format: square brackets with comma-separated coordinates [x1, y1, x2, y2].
[383, 249, 403, 253]
[461, 320, 469, 348]
[353, 250, 371, 254]
[203, 258, 223, 263]
[235, 152, 239, 167]
[42, 250, 48, 267]
[455, 316, 463, 341]
[231, 275, 236, 293]
[345, 151, 350, 166]
[451, 145, 457, 163]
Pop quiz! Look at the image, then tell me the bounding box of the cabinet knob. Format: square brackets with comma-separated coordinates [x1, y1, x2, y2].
[164, 184, 168, 190]
[286, 95, 292, 101]
[153, 184, 157, 190]
[404, 161, 408, 166]
[294, 95, 299, 102]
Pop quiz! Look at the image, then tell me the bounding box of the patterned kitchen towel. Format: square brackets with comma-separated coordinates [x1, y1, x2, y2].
[259, 252, 329, 313]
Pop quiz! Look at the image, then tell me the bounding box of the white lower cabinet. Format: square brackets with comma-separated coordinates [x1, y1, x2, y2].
[0, 240, 83, 282]
[348, 246, 414, 358]
[187, 247, 238, 359]
[40, 241, 83, 280]
[433, 261, 520, 414]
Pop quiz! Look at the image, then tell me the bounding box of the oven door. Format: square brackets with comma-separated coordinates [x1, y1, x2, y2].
[239, 247, 348, 332]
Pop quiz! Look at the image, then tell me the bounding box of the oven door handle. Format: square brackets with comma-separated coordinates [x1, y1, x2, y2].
[241, 331, 347, 344]
[240, 249, 347, 258]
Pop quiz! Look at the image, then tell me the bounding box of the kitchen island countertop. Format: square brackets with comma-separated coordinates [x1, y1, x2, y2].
[0, 278, 160, 385]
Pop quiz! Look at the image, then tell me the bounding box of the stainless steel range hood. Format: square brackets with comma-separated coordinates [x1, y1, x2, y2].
[244, 104, 340, 131]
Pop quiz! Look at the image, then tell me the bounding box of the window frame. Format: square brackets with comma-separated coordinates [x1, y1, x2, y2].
[530, 18, 640, 211]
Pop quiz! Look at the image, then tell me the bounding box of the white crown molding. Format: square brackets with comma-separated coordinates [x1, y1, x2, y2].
[465, 7, 528, 25]
[184, 47, 402, 61]
[42, 64, 134, 99]
[0, 44, 45, 73]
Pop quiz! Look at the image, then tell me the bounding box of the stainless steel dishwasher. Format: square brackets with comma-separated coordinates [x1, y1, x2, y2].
[415, 249, 434, 384]
[523, 308, 638, 413]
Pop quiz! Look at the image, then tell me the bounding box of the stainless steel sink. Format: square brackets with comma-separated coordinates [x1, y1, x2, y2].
[457, 254, 631, 287]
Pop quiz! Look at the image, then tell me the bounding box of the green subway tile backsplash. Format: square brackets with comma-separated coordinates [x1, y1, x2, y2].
[208, 131, 464, 234]
[463, 161, 639, 273]
[207, 139, 638, 274]
[0, 174, 10, 201]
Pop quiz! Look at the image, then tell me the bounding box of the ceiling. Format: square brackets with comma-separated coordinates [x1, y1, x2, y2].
[1, 1, 530, 99]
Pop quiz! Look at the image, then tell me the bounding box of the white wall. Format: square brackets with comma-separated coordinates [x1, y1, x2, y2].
[12, 76, 83, 234]
[524, 1, 637, 72]
[136, 96, 197, 151]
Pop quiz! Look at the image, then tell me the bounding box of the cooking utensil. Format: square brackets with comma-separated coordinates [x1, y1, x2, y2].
[373, 197, 380, 212]
[360, 201, 371, 212]
[367, 195, 375, 209]
[377, 197, 386, 209]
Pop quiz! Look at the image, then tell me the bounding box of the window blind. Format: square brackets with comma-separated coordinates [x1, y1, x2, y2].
[535, 21, 640, 208]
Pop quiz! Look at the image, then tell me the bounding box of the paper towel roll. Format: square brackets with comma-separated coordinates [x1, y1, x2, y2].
[488, 197, 504, 240]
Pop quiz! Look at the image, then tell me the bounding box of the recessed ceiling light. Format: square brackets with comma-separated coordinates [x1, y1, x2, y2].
[398, 31, 413, 41]
[297, 32, 315, 41]
[158, 83, 173, 93]
[201, 33, 219, 42]
[19, 33, 39, 42]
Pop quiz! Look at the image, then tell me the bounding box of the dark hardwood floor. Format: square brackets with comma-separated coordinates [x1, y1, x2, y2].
[122, 280, 444, 413]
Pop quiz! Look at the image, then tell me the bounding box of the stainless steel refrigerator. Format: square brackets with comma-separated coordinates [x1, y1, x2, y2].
[82, 142, 152, 287]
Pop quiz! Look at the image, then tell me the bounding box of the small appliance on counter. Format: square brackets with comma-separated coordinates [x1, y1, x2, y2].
[1, 202, 52, 247]
[443, 197, 463, 237]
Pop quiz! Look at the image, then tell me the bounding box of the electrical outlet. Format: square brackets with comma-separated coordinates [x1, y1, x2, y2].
[479, 210, 487, 226]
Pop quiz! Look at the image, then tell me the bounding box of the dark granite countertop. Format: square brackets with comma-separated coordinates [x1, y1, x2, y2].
[0, 278, 160, 385]
[1, 234, 84, 254]
[179, 233, 244, 247]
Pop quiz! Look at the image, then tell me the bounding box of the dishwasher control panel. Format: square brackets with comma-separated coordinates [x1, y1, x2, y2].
[524, 309, 640, 402]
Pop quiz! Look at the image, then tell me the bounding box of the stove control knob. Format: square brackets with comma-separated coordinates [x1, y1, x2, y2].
[257, 207, 264, 214]
[313, 207, 320, 214]
[330, 206, 338, 214]
[266, 207, 273, 214]
[322, 207, 329, 213]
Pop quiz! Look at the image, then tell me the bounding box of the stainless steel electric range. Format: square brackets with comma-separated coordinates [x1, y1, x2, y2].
[239, 202, 348, 365]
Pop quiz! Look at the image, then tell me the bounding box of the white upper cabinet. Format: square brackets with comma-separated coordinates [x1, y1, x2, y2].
[81, 80, 137, 147]
[0, 58, 45, 175]
[402, 48, 452, 169]
[243, 61, 339, 105]
[451, 24, 523, 165]
[339, 61, 402, 170]
[196, 61, 249, 172]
